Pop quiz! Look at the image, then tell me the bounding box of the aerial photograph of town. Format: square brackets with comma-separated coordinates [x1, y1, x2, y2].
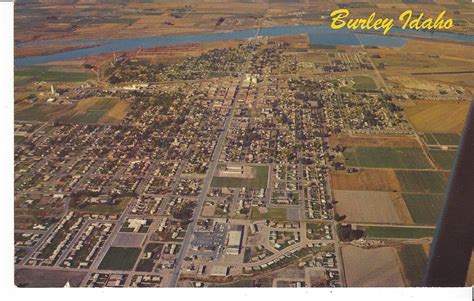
[11, 0, 474, 289]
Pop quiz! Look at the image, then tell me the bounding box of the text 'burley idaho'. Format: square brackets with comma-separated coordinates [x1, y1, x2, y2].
[330, 9, 454, 35]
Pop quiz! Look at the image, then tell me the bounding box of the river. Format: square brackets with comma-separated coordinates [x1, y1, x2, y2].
[15, 25, 474, 67]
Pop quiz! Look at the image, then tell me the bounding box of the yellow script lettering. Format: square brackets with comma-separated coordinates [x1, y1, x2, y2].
[330, 9, 349, 30]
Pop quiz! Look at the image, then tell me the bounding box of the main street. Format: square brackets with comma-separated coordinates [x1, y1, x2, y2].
[167, 27, 261, 286]
[167, 79, 240, 286]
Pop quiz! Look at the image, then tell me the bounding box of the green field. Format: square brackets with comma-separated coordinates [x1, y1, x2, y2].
[136, 243, 163, 272]
[352, 75, 377, 91]
[429, 150, 457, 170]
[211, 165, 269, 189]
[59, 98, 120, 124]
[251, 207, 287, 221]
[423, 133, 461, 146]
[431, 133, 461, 145]
[363, 226, 435, 239]
[88, 98, 118, 111]
[66, 111, 105, 124]
[15, 104, 68, 121]
[98, 247, 141, 271]
[15, 66, 94, 84]
[422, 133, 438, 145]
[399, 244, 428, 287]
[73, 198, 129, 215]
[396, 171, 448, 193]
[339, 85, 355, 93]
[403, 194, 444, 225]
[343, 147, 432, 169]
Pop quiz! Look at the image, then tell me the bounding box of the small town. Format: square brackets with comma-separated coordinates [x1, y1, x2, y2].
[11, 0, 474, 291]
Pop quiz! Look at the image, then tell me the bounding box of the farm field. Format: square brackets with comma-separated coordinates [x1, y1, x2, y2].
[425, 133, 461, 146]
[15, 104, 70, 122]
[211, 165, 269, 189]
[98, 247, 141, 271]
[66, 111, 105, 124]
[422, 133, 438, 145]
[15, 66, 94, 85]
[99, 101, 130, 124]
[398, 244, 428, 287]
[363, 226, 436, 239]
[418, 72, 474, 91]
[328, 134, 420, 148]
[330, 169, 401, 192]
[395, 170, 448, 194]
[343, 147, 432, 169]
[402, 193, 444, 225]
[58, 97, 128, 124]
[368, 40, 474, 75]
[429, 149, 457, 170]
[334, 190, 410, 224]
[403, 100, 470, 133]
[341, 245, 405, 287]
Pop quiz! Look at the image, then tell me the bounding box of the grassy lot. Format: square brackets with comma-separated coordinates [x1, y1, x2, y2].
[403, 193, 444, 225]
[135, 243, 163, 272]
[396, 170, 448, 193]
[98, 247, 141, 271]
[343, 147, 431, 169]
[212, 279, 255, 287]
[429, 150, 457, 170]
[352, 75, 377, 91]
[72, 198, 129, 215]
[399, 244, 428, 287]
[15, 66, 94, 84]
[251, 207, 287, 221]
[211, 165, 269, 189]
[364, 226, 435, 239]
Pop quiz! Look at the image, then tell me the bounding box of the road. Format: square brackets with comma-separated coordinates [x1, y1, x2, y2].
[167, 80, 240, 286]
[167, 25, 261, 287]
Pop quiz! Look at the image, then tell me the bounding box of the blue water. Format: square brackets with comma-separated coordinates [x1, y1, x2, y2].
[14, 24, 474, 66]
